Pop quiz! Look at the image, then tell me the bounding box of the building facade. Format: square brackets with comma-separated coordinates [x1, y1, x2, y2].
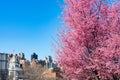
[31, 53, 38, 61]
[8, 55, 23, 80]
[18, 53, 25, 60]
[45, 56, 57, 69]
[0, 53, 8, 80]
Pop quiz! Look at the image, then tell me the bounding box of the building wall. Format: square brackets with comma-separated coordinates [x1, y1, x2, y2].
[8, 55, 23, 80]
[0, 53, 8, 80]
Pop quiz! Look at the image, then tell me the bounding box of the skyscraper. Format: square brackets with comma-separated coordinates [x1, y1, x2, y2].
[45, 56, 53, 68]
[31, 53, 38, 61]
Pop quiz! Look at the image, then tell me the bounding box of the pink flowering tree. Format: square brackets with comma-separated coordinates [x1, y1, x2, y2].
[56, 0, 120, 80]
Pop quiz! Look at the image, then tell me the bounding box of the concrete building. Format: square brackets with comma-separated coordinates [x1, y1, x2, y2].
[45, 56, 57, 69]
[45, 56, 52, 68]
[8, 55, 23, 80]
[0, 53, 8, 80]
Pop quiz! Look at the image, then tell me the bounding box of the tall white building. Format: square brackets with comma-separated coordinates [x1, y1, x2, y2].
[8, 55, 23, 80]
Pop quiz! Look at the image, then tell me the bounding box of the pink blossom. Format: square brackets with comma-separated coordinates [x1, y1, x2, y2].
[56, 0, 120, 79]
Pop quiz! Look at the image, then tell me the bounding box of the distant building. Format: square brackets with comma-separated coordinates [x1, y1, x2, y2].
[19, 60, 30, 68]
[45, 56, 52, 68]
[38, 60, 46, 67]
[18, 53, 25, 60]
[45, 56, 57, 69]
[51, 62, 57, 69]
[8, 55, 23, 80]
[30, 55, 57, 69]
[31, 53, 38, 61]
[0, 53, 8, 80]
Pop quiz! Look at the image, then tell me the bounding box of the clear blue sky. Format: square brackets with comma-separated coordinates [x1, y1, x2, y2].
[0, 0, 64, 60]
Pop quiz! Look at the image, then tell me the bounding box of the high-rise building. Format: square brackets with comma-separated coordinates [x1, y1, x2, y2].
[8, 55, 23, 80]
[0, 53, 8, 80]
[31, 53, 38, 61]
[19, 52, 25, 60]
[45, 56, 53, 68]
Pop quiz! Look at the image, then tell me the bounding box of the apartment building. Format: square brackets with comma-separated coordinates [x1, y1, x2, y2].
[0, 53, 8, 80]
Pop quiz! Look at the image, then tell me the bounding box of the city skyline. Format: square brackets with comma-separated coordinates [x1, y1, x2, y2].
[0, 0, 64, 60]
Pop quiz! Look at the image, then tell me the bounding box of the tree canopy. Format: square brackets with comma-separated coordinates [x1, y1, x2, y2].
[56, 0, 120, 80]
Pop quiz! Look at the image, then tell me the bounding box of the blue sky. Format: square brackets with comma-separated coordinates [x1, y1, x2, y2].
[0, 0, 64, 60]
